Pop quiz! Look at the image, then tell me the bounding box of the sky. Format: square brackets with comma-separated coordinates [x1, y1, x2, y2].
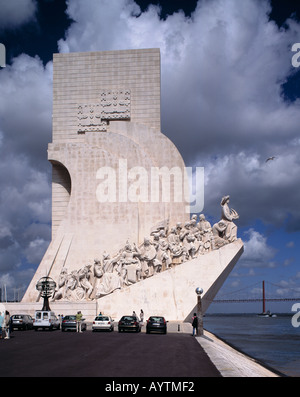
[0, 0, 300, 312]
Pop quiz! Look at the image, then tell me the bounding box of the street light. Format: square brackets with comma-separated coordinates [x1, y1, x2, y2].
[36, 277, 56, 311]
[195, 287, 203, 336]
[195, 287, 203, 296]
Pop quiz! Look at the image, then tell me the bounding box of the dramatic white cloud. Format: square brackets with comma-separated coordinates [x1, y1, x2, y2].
[0, 54, 53, 166]
[0, 0, 37, 30]
[0, 54, 52, 292]
[24, 237, 49, 264]
[203, 149, 300, 230]
[239, 228, 277, 268]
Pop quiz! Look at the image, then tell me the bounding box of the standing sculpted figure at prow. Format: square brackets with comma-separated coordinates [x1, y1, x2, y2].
[220, 195, 239, 242]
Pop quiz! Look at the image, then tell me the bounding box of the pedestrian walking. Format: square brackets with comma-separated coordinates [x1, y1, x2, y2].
[192, 313, 198, 336]
[4, 311, 11, 339]
[76, 311, 83, 333]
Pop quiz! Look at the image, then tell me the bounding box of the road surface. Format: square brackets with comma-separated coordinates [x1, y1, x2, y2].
[0, 328, 221, 377]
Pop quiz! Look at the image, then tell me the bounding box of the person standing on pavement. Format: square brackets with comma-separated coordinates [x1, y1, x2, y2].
[0, 311, 4, 339]
[140, 309, 144, 323]
[132, 311, 139, 321]
[76, 311, 83, 333]
[192, 313, 198, 336]
[4, 311, 11, 339]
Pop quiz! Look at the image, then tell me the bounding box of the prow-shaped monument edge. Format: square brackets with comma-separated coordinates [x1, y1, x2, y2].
[96, 239, 244, 321]
[184, 239, 244, 321]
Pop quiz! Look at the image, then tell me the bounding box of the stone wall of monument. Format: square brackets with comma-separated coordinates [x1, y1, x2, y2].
[50, 49, 162, 241]
[51, 162, 71, 238]
[52, 48, 161, 144]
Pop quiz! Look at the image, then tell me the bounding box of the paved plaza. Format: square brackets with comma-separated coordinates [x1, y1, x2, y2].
[0, 327, 221, 378]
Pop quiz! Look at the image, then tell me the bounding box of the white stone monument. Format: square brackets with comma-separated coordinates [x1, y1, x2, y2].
[21, 49, 243, 320]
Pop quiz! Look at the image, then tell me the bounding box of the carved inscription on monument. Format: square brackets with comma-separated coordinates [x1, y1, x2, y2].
[77, 104, 108, 133]
[101, 89, 131, 120]
[77, 89, 131, 133]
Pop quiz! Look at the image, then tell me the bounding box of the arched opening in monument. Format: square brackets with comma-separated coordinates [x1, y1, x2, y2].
[50, 160, 72, 238]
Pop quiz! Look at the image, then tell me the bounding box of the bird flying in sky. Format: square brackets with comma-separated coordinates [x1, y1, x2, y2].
[266, 156, 276, 162]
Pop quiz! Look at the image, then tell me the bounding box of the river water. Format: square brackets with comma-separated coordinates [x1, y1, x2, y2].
[203, 314, 300, 377]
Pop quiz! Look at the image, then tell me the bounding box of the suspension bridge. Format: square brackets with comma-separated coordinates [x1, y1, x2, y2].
[212, 281, 300, 312]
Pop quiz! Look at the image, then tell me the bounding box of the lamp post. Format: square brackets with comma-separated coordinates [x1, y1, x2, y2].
[36, 277, 56, 311]
[195, 287, 203, 336]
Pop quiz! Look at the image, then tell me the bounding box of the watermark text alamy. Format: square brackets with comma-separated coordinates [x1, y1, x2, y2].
[291, 303, 300, 328]
[291, 43, 300, 67]
[96, 159, 204, 213]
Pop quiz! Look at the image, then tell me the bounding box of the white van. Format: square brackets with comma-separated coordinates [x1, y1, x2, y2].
[33, 311, 60, 331]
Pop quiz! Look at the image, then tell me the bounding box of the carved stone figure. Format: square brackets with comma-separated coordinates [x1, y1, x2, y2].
[117, 241, 141, 285]
[212, 221, 229, 249]
[139, 237, 159, 277]
[64, 270, 80, 300]
[181, 222, 197, 260]
[189, 216, 201, 254]
[95, 271, 122, 298]
[95, 253, 123, 298]
[91, 258, 104, 299]
[93, 258, 103, 278]
[153, 232, 171, 271]
[197, 214, 213, 253]
[52, 268, 68, 301]
[167, 227, 183, 264]
[220, 195, 239, 242]
[77, 264, 94, 300]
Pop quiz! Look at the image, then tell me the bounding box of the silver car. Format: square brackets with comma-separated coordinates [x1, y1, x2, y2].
[92, 315, 114, 332]
[11, 314, 34, 330]
[61, 315, 87, 332]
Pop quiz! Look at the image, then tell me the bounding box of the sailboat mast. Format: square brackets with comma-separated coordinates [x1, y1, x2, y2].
[262, 280, 266, 313]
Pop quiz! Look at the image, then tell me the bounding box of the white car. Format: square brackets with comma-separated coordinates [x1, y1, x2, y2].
[92, 315, 114, 332]
[33, 311, 60, 331]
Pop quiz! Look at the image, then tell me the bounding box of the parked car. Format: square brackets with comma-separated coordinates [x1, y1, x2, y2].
[118, 315, 141, 333]
[11, 314, 34, 330]
[61, 315, 87, 332]
[146, 316, 168, 334]
[33, 311, 60, 331]
[92, 315, 114, 332]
